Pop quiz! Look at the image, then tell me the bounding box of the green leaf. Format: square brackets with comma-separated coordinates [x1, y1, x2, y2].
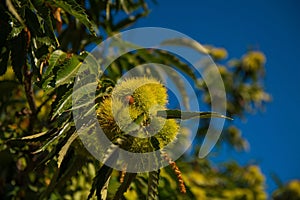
[88, 165, 114, 200]
[116, 0, 148, 14]
[10, 32, 26, 82]
[150, 137, 160, 151]
[134, 176, 148, 199]
[6, 0, 25, 27]
[34, 44, 50, 59]
[40, 151, 86, 199]
[79, 51, 101, 75]
[48, 0, 97, 36]
[8, 25, 24, 39]
[45, 50, 67, 77]
[113, 173, 137, 200]
[57, 132, 78, 168]
[119, 0, 130, 14]
[55, 55, 81, 87]
[34, 124, 75, 169]
[32, 122, 72, 154]
[157, 110, 233, 120]
[12, 131, 49, 141]
[42, 50, 68, 90]
[51, 89, 72, 120]
[88, 145, 121, 199]
[31, 0, 59, 46]
[147, 170, 160, 200]
[54, 75, 98, 119]
[161, 38, 209, 55]
[25, 8, 43, 37]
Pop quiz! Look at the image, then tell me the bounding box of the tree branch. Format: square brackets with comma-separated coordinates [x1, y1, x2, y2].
[24, 70, 37, 115]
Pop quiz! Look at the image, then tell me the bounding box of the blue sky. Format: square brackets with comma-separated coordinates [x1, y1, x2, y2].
[132, 0, 300, 194]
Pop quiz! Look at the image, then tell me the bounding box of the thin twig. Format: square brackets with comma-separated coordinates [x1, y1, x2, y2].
[24, 69, 37, 130]
[21, 27, 37, 130]
[24, 70, 37, 115]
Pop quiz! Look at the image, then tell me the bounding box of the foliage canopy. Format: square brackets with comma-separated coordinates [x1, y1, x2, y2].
[0, 0, 297, 200]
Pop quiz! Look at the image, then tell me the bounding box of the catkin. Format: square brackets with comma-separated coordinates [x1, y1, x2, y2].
[162, 153, 186, 193]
